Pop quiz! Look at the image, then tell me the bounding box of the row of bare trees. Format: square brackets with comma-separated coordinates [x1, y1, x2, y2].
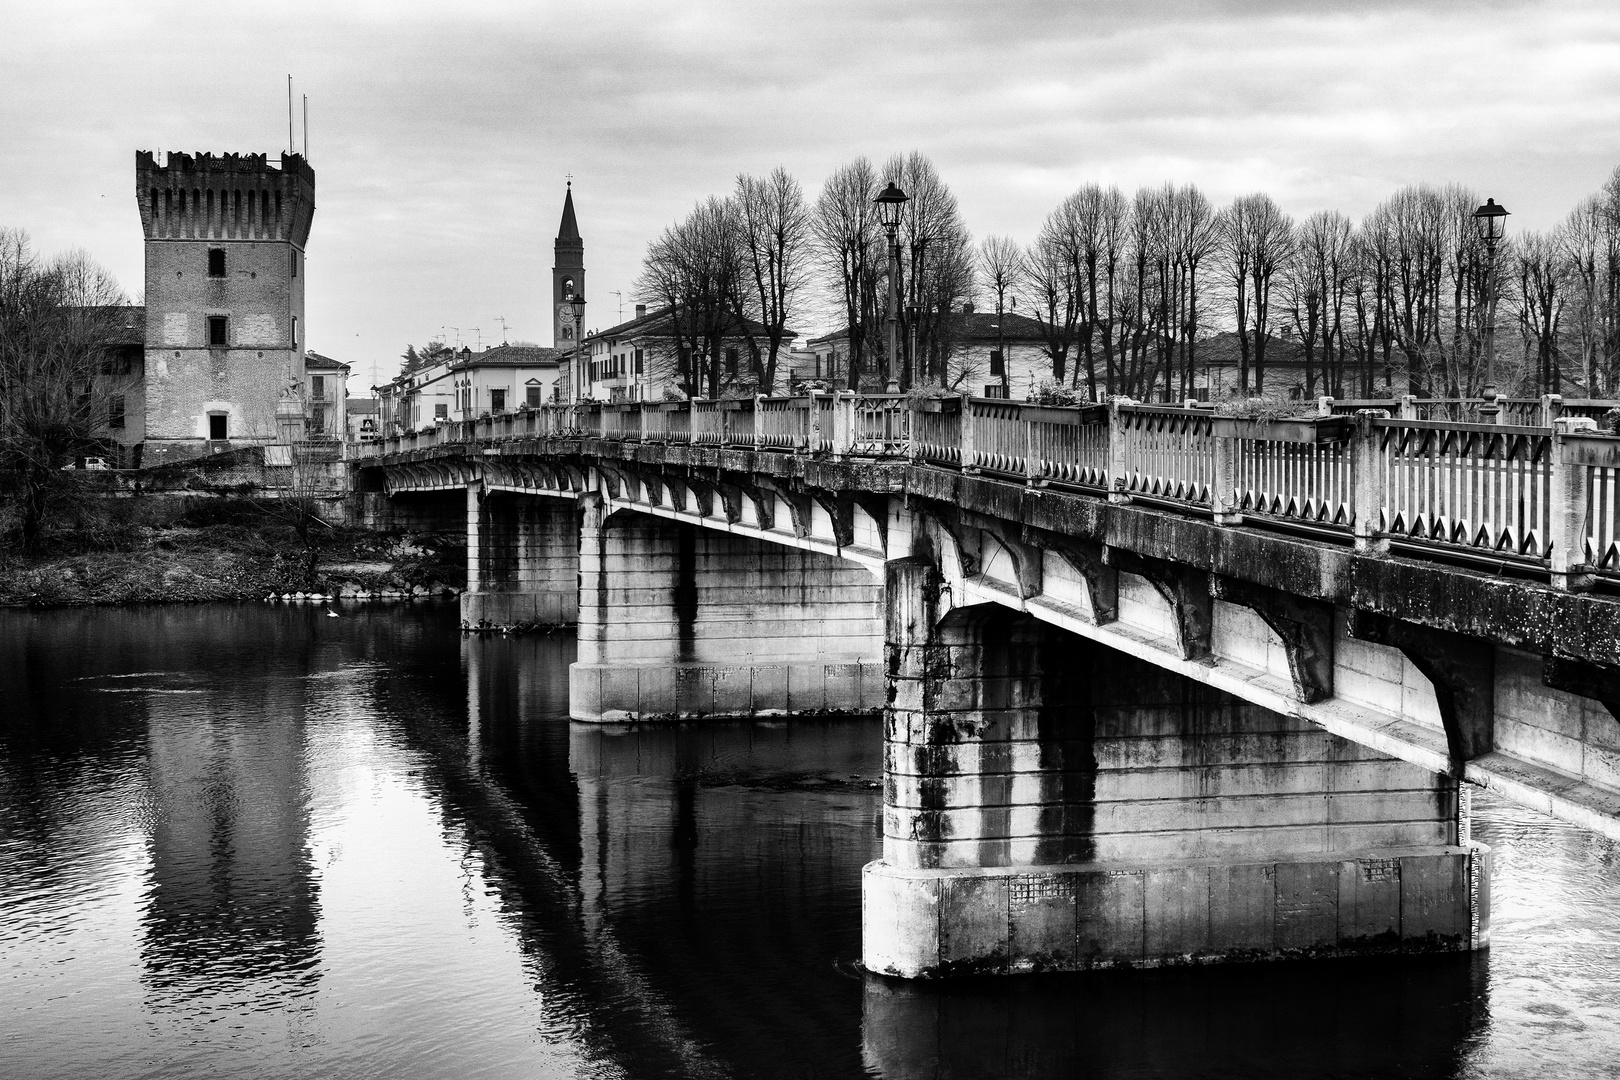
[987, 168, 1620, 402]
[635, 153, 975, 396]
[636, 157, 1620, 401]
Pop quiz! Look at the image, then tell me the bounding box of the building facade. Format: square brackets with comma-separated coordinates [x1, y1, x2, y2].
[135, 150, 315, 464]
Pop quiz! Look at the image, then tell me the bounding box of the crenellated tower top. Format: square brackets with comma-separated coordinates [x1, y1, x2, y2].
[136, 150, 315, 247]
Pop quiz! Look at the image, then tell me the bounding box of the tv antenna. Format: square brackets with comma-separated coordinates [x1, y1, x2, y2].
[445, 326, 461, 348]
[610, 291, 624, 323]
[495, 316, 514, 343]
[469, 327, 483, 351]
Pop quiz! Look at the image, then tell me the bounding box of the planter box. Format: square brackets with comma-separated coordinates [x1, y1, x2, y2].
[917, 397, 961, 414]
[1211, 415, 1351, 445]
[1560, 432, 1620, 467]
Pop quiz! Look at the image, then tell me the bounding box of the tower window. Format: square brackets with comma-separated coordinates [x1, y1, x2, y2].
[208, 249, 226, 277]
[292, 316, 299, 349]
[290, 250, 298, 278]
[208, 413, 228, 440]
[208, 316, 227, 346]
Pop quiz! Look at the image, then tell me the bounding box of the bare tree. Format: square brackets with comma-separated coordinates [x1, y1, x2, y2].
[812, 157, 883, 390]
[636, 197, 748, 398]
[1218, 193, 1294, 396]
[1284, 211, 1354, 397]
[884, 152, 974, 388]
[0, 229, 129, 553]
[735, 167, 810, 392]
[1514, 230, 1569, 395]
[1022, 218, 1079, 385]
[977, 235, 1024, 395]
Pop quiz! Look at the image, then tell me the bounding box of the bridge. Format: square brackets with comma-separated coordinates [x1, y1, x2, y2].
[354, 392, 1620, 979]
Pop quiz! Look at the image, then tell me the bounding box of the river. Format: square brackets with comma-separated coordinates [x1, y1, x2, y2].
[2, 603, 1618, 1079]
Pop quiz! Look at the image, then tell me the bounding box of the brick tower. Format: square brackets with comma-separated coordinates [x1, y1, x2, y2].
[135, 150, 315, 462]
[552, 182, 584, 348]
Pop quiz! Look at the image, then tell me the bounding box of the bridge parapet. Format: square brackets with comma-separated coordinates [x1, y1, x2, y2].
[360, 394, 1620, 590]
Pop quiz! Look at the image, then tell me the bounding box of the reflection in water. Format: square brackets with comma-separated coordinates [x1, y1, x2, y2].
[4, 605, 1620, 1078]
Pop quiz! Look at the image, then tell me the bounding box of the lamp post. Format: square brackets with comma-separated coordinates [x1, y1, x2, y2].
[1472, 197, 1509, 408]
[570, 293, 587, 402]
[874, 181, 910, 393]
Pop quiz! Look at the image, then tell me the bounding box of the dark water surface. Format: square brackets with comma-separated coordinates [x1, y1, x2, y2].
[3, 604, 1619, 1079]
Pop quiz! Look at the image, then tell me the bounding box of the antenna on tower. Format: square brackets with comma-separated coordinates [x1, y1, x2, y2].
[287, 75, 294, 155]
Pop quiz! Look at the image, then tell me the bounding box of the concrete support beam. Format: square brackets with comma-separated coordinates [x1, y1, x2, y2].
[1110, 550, 1212, 661]
[1349, 611, 1494, 767]
[460, 490, 580, 627]
[1032, 531, 1117, 624]
[1542, 655, 1620, 722]
[1213, 576, 1335, 703]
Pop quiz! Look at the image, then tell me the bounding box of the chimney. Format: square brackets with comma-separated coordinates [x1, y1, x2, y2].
[635, 304, 647, 320]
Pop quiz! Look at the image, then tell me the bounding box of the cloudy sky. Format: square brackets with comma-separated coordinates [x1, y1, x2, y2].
[5, 0, 1619, 387]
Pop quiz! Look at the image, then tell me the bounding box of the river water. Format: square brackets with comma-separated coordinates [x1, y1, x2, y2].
[2, 604, 1619, 1079]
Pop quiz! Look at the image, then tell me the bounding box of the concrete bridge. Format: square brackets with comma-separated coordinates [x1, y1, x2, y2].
[354, 393, 1620, 979]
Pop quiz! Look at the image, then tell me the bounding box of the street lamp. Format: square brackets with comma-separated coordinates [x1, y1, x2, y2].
[570, 293, 587, 402]
[1473, 197, 1510, 406]
[874, 180, 910, 393]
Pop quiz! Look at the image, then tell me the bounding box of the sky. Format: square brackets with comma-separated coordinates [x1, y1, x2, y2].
[4, 0, 1619, 389]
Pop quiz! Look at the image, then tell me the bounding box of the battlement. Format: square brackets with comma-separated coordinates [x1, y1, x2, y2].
[136, 150, 315, 245]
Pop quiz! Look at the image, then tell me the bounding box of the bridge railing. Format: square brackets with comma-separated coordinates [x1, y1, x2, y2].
[361, 393, 1620, 590]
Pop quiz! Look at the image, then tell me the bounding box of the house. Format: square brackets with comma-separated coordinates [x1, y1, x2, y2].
[302, 351, 349, 441]
[375, 344, 566, 433]
[579, 305, 794, 401]
[804, 305, 1052, 397]
[346, 397, 379, 442]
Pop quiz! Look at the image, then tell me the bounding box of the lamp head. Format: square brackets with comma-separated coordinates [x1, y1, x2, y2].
[1473, 198, 1510, 244]
[874, 181, 910, 232]
[570, 293, 587, 321]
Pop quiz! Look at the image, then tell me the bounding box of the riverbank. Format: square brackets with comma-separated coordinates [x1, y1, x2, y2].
[0, 497, 465, 608]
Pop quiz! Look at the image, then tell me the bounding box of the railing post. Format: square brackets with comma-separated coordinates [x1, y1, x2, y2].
[1211, 426, 1242, 525]
[1542, 393, 1562, 429]
[807, 390, 822, 454]
[1550, 417, 1596, 591]
[1399, 394, 1419, 421]
[1317, 396, 1334, 417]
[960, 393, 979, 474]
[906, 395, 923, 464]
[1351, 410, 1390, 554]
[1108, 398, 1132, 504]
[754, 394, 765, 450]
[832, 392, 853, 459]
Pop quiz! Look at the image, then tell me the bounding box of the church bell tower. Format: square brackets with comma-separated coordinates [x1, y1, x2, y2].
[552, 183, 584, 348]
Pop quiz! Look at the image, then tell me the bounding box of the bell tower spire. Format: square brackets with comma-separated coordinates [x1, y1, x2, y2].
[553, 181, 584, 348]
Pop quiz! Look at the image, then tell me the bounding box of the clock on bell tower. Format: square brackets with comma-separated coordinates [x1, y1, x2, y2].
[553, 181, 584, 347]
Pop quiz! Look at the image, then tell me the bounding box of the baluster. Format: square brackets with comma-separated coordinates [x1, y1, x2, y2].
[1211, 425, 1242, 525]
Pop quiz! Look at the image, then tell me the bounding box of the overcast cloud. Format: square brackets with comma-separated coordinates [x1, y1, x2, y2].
[4, 0, 1618, 386]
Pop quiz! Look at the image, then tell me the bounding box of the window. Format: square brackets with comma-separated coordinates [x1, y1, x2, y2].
[311, 404, 328, 434]
[526, 384, 541, 408]
[208, 316, 227, 346]
[434, 403, 448, 420]
[490, 389, 506, 412]
[208, 413, 228, 440]
[292, 316, 298, 348]
[725, 347, 738, 376]
[290, 249, 298, 278]
[989, 349, 1004, 376]
[108, 395, 125, 429]
[207, 248, 226, 277]
[634, 348, 644, 375]
[311, 375, 325, 400]
[561, 324, 572, 341]
[678, 348, 690, 375]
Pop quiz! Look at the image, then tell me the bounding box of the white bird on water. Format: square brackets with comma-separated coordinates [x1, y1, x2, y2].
[325, 607, 340, 618]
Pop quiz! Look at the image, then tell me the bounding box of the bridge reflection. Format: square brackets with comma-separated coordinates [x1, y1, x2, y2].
[457, 632, 1488, 1079]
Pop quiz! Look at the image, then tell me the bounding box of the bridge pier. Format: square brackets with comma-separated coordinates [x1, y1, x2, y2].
[569, 503, 885, 721]
[461, 485, 580, 627]
[864, 557, 1488, 977]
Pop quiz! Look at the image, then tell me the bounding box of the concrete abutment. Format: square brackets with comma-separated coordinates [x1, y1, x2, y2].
[864, 561, 1488, 977]
[461, 485, 580, 627]
[569, 505, 885, 721]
